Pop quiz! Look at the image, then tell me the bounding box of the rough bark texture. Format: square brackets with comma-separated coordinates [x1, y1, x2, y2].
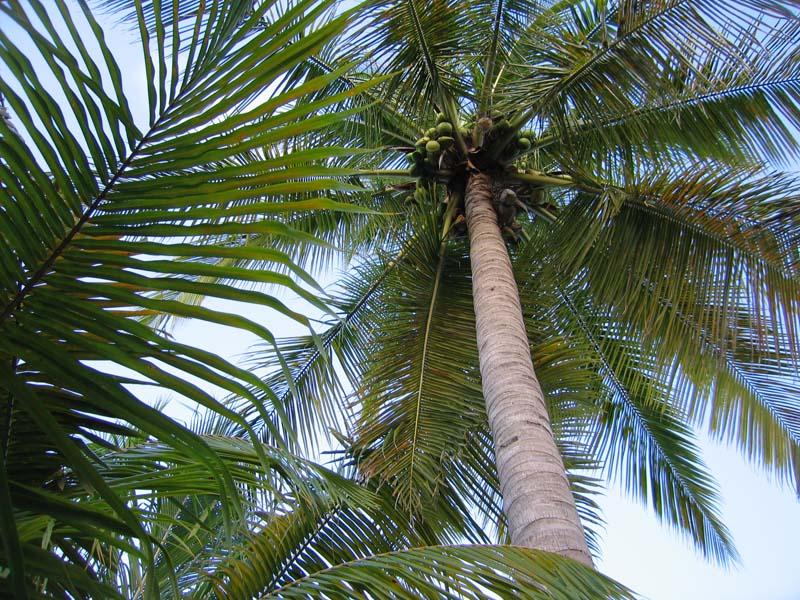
[464, 171, 593, 565]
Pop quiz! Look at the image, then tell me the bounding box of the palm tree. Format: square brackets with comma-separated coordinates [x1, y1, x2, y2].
[229, 0, 800, 570]
[0, 0, 639, 597]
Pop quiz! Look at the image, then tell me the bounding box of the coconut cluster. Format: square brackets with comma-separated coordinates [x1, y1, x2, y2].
[470, 110, 532, 161]
[404, 111, 539, 214]
[406, 111, 533, 180]
[405, 112, 457, 178]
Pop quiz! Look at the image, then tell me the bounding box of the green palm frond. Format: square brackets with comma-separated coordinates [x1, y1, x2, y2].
[573, 308, 738, 564]
[347, 210, 492, 535]
[569, 164, 800, 482]
[477, 0, 547, 112]
[96, 434, 378, 597]
[0, 0, 384, 595]
[174, 453, 635, 600]
[195, 480, 418, 598]
[353, 0, 473, 114]
[78, 421, 631, 600]
[276, 46, 421, 152]
[230, 177, 411, 278]
[258, 544, 635, 600]
[234, 208, 497, 542]
[502, 0, 800, 172]
[508, 158, 800, 563]
[225, 328, 357, 453]
[132, 96, 426, 295]
[215, 201, 423, 452]
[333, 0, 547, 117]
[511, 217, 737, 563]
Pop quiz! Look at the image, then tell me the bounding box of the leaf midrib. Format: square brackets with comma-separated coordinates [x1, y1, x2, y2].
[0, 130, 151, 324]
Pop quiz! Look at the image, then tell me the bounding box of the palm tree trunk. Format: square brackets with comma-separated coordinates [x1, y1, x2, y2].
[464, 171, 593, 565]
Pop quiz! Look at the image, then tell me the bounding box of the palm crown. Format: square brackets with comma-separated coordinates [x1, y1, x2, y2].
[2, 0, 800, 597]
[245, 0, 800, 566]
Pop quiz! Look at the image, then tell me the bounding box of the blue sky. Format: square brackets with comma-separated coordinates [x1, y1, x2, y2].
[3, 2, 799, 598]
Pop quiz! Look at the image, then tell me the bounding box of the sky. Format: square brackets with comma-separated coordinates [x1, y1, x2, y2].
[3, 2, 800, 598]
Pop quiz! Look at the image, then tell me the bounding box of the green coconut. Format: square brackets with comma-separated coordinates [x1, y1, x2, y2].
[436, 121, 453, 136]
[425, 140, 441, 153]
[437, 136, 454, 148]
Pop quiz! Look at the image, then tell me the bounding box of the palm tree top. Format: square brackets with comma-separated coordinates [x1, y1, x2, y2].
[2, 0, 800, 596]
[261, 0, 800, 567]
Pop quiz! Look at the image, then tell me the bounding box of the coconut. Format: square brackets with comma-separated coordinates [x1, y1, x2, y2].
[436, 121, 453, 136]
[437, 136, 454, 149]
[425, 140, 441, 153]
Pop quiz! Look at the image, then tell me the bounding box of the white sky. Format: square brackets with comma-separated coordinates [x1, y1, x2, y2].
[3, 2, 799, 598]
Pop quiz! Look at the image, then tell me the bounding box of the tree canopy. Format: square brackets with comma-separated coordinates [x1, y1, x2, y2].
[245, 0, 800, 567]
[2, 0, 800, 597]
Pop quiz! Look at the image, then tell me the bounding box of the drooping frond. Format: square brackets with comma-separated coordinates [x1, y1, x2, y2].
[573, 164, 800, 482]
[508, 213, 738, 564]
[507, 156, 800, 564]
[226, 544, 636, 600]
[195, 478, 424, 599]
[344, 208, 495, 541]
[563, 294, 739, 565]
[83, 429, 384, 599]
[502, 0, 800, 173]
[214, 189, 424, 453]
[0, 0, 383, 595]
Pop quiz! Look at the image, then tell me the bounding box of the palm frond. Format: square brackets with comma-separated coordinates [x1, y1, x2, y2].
[508, 157, 800, 564]
[256, 544, 636, 600]
[69, 429, 381, 598]
[512, 214, 739, 563]
[213, 204, 424, 453]
[346, 208, 493, 539]
[502, 0, 800, 171]
[568, 164, 800, 485]
[349, 0, 475, 116]
[0, 0, 382, 594]
[578, 315, 739, 565]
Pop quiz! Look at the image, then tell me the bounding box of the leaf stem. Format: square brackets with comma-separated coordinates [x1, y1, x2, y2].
[0, 130, 153, 324]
